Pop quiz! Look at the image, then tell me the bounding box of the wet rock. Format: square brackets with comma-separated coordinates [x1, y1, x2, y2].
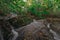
[15, 20, 54, 40]
[51, 21, 60, 35]
[48, 18, 60, 40]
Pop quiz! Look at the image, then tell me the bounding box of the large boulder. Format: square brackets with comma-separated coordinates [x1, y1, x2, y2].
[15, 20, 54, 40]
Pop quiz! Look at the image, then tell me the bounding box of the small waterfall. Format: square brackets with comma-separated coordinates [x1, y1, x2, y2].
[47, 23, 60, 40]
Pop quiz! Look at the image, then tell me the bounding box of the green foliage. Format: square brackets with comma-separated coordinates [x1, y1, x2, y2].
[0, 0, 60, 25]
[0, 0, 60, 15]
[0, 1, 60, 39]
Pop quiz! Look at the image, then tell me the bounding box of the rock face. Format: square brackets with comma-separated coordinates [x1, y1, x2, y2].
[15, 20, 54, 40]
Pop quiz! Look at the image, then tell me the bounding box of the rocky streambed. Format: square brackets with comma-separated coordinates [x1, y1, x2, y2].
[0, 19, 60, 40]
[15, 19, 60, 40]
[14, 19, 55, 40]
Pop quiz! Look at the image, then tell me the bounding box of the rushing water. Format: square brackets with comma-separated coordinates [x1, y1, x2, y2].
[47, 23, 60, 40]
